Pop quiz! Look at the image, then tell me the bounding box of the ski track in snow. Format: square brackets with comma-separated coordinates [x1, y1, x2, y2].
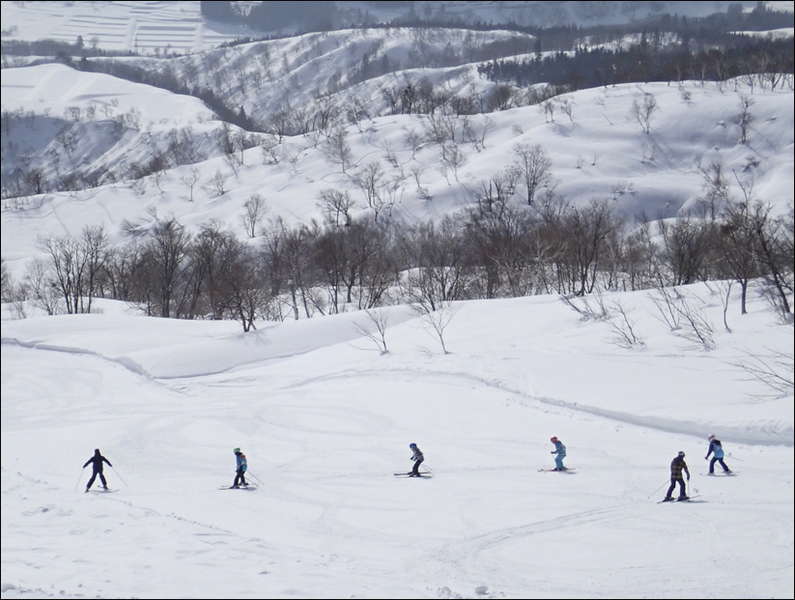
[4, 334, 790, 447]
[274, 367, 795, 447]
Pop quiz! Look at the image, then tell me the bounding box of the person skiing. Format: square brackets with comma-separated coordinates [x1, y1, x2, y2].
[705, 434, 732, 475]
[232, 447, 248, 488]
[83, 448, 112, 492]
[550, 436, 567, 471]
[663, 451, 691, 501]
[409, 443, 424, 477]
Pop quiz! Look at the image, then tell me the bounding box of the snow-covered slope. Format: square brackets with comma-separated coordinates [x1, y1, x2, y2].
[110, 26, 537, 124]
[1, 63, 237, 198]
[2, 284, 793, 599]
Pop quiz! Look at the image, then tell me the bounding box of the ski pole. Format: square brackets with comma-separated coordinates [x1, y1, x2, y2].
[647, 480, 669, 499]
[111, 466, 128, 486]
[75, 467, 85, 490]
[727, 453, 744, 462]
[246, 471, 265, 485]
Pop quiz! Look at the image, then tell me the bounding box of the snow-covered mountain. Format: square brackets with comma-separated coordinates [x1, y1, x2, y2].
[2, 62, 793, 274]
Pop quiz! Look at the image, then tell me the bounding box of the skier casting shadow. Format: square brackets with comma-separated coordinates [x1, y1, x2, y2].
[705, 434, 732, 474]
[409, 443, 424, 476]
[550, 436, 567, 471]
[663, 451, 690, 501]
[232, 447, 248, 488]
[83, 448, 112, 492]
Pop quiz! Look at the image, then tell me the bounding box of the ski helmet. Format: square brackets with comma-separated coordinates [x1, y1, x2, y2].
[550, 436, 558, 443]
[708, 434, 715, 441]
[409, 443, 416, 448]
[678, 451, 685, 457]
[233, 447, 241, 454]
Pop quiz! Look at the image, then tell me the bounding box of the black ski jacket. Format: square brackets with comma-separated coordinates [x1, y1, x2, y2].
[83, 451, 112, 473]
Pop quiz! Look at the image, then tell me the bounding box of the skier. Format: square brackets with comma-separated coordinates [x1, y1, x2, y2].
[83, 448, 112, 492]
[232, 447, 248, 488]
[409, 443, 424, 477]
[550, 436, 567, 471]
[705, 434, 732, 475]
[663, 451, 690, 501]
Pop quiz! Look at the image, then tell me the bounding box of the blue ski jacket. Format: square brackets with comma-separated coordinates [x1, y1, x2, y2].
[552, 440, 566, 457]
[706, 440, 724, 459]
[236, 453, 247, 472]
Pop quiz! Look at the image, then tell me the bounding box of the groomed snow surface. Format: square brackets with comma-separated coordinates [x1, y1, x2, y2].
[2, 284, 793, 599]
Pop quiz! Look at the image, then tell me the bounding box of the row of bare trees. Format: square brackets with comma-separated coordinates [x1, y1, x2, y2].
[4, 188, 792, 330]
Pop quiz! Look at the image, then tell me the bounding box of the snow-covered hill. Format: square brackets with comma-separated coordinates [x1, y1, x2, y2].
[111, 26, 538, 125]
[2, 63, 793, 277]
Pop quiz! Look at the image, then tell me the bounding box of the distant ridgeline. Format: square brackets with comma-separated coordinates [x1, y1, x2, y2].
[198, 1, 793, 38]
[479, 35, 794, 90]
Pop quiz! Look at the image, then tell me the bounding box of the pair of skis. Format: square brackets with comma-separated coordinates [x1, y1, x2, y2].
[538, 467, 577, 473]
[658, 494, 705, 503]
[394, 471, 433, 478]
[219, 483, 259, 491]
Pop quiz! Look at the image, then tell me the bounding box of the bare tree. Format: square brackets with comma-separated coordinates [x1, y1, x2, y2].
[736, 95, 754, 144]
[37, 226, 109, 315]
[0, 258, 12, 303]
[489, 84, 513, 111]
[318, 188, 355, 227]
[323, 127, 352, 172]
[264, 110, 294, 144]
[630, 93, 658, 134]
[540, 98, 556, 123]
[695, 158, 730, 220]
[181, 168, 201, 202]
[719, 199, 761, 314]
[513, 143, 552, 206]
[658, 217, 713, 286]
[352, 161, 404, 221]
[240, 193, 268, 238]
[399, 216, 473, 310]
[22, 167, 47, 195]
[748, 200, 793, 319]
[354, 308, 391, 354]
[24, 257, 63, 315]
[144, 218, 192, 318]
[732, 349, 794, 399]
[220, 243, 267, 332]
[204, 170, 228, 197]
[558, 97, 574, 121]
[606, 300, 645, 349]
[650, 286, 715, 351]
[413, 299, 459, 354]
